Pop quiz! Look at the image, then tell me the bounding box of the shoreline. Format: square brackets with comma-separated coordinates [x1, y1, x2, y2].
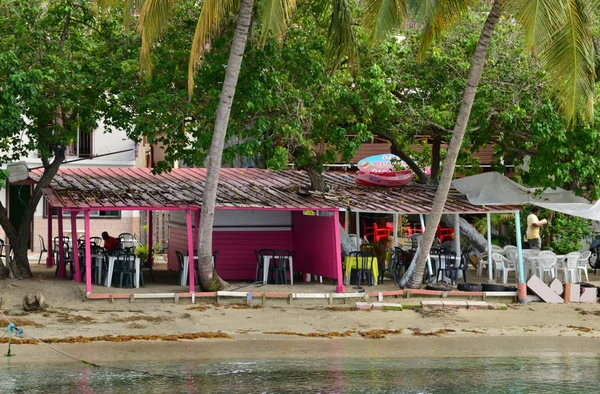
[4, 336, 600, 365]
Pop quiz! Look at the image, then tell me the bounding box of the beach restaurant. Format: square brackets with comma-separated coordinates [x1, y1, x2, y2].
[33, 168, 517, 300]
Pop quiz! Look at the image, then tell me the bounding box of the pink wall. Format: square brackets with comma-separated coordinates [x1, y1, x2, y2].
[168, 226, 293, 280]
[291, 211, 339, 280]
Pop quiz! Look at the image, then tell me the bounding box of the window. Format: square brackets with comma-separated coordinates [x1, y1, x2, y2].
[64, 131, 93, 157]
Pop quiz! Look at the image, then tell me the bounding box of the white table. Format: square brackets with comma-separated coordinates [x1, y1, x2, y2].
[105, 254, 140, 288]
[91, 253, 106, 284]
[181, 255, 215, 286]
[261, 255, 294, 285]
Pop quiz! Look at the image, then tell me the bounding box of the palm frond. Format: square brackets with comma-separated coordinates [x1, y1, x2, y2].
[137, 0, 177, 79]
[509, 0, 560, 53]
[188, 0, 238, 97]
[124, 0, 145, 31]
[536, 0, 595, 125]
[408, 0, 473, 62]
[259, 0, 297, 45]
[325, 0, 356, 69]
[362, 0, 407, 43]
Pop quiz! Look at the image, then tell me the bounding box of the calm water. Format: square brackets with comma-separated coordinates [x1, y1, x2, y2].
[1, 356, 600, 393]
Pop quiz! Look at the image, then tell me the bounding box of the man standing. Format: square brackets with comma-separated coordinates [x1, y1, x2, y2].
[526, 207, 547, 249]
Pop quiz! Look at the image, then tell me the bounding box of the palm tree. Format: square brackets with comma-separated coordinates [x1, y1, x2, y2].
[364, 0, 597, 288]
[133, 0, 355, 290]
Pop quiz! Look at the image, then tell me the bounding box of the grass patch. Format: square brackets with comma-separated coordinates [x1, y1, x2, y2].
[382, 306, 403, 311]
[402, 304, 421, 310]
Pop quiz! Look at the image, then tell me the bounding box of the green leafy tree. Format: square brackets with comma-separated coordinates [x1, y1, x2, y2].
[364, 0, 597, 289]
[136, 0, 356, 290]
[0, 0, 137, 278]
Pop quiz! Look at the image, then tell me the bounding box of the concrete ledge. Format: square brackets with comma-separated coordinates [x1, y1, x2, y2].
[446, 291, 485, 297]
[217, 291, 249, 297]
[356, 302, 403, 310]
[293, 293, 328, 299]
[133, 293, 176, 299]
[442, 300, 468, 309]
[411, 289, 444, 296]
[331, 293, 367, 298]
[421, 300, 444, 309]
[466, 301, 489, 309]
[484, 291, 518, 297]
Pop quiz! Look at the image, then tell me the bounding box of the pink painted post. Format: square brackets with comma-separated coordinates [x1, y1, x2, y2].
[70, 211, 82, 282]
[186, 210, 195, 295]
[148, 210, 154, 266]
[46, 201, 54, 267]
[85, 210, 92, 294]
[57, 208, 66, 278]
[333, 210, 345, 293]
[194, 208, 200, 249]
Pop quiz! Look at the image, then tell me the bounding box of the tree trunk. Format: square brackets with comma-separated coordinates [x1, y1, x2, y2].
[339, 224, 355, 256]
[440, 214, 488, 253]
[305, 164, 327, 192]
[402, 0, 506, 289]
[0, 153, 64, 279]
[430, 133, 441, 182]
[196, 0, 254, 291]
[376, 131, 430, 183]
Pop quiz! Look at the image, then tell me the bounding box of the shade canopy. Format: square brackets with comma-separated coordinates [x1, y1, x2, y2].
[452, 172, 600, 221]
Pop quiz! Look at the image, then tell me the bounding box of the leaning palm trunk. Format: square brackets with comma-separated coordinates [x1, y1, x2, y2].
[402, 0, 506, 289]
[197, 0, 254, 291]
[440, 214, 489, 253]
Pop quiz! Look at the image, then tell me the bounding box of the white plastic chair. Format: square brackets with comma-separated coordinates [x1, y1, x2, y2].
[522, 249, 541, 277]
[578, 251, 591, 282]
[502, 245, 517, 255]
[536, 255, 557, 282]
[477, 245, 503, 277]
[492, 252, 516, 284]
[560, 252, 580, 283]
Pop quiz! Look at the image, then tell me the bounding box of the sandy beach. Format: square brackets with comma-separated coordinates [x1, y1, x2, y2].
[2, 262, 600, 365]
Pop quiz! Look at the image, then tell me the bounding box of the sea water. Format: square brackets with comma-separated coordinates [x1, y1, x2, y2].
[1, 356, 600, 393]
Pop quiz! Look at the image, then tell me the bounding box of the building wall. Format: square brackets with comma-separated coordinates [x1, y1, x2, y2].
[291, 211, 339, 279]
[1, 125, 139, 251]
[167, 209, 294, 279]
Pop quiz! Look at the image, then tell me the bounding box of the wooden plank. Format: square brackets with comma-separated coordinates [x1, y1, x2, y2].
[549, 278, 564, 296]
[527, 275, 564, 304]
[580, 287, 597, 303]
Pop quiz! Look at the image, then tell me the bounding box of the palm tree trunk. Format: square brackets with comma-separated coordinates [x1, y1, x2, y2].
[196, 0, 254, 291]
[403, 0, 506, 289]
[440, 214, 489, 253]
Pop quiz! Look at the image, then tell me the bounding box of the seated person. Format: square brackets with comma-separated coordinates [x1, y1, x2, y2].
[101, 231, 121, 251]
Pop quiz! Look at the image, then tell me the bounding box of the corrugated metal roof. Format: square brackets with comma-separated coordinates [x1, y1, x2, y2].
[31, 168, 519, 214]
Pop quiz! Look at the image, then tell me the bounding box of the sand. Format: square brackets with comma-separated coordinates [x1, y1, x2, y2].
[2, 262, 600, 365]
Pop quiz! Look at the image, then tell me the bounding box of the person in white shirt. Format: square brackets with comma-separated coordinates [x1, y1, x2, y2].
[526, 207, 547, 249]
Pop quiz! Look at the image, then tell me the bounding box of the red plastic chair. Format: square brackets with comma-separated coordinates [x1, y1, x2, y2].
[372, 223, 391, 243]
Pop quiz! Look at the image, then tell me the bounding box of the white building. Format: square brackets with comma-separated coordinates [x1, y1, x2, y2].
[1, 122, 151, 254]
